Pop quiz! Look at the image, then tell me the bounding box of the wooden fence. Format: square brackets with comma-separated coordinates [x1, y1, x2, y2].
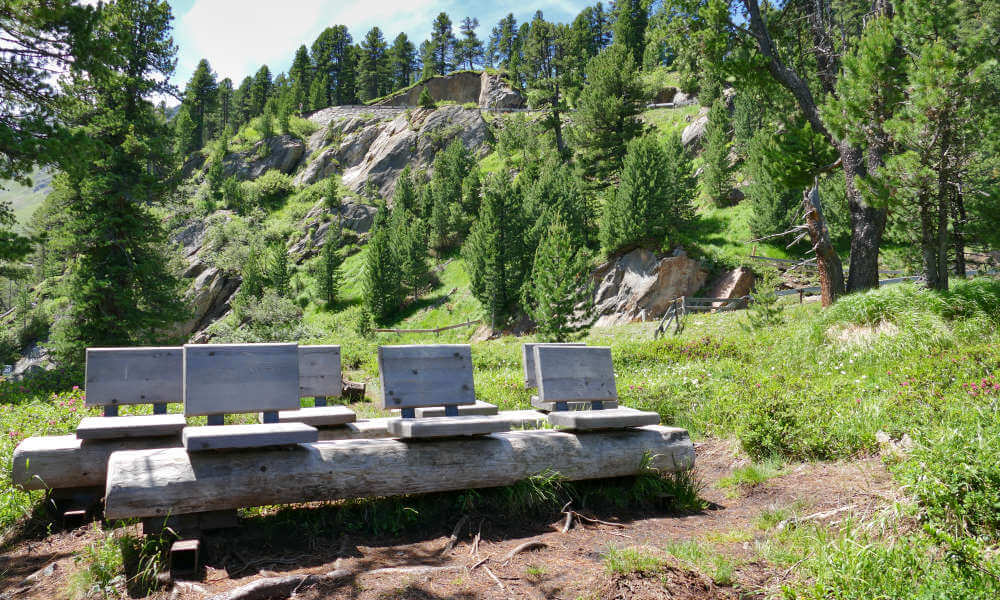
[374, 319, 482, 335]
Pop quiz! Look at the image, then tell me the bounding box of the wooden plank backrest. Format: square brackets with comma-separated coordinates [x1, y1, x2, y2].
[85, 347, 182, 408]
[534, 346, 618, 404]
[377, 344, 476, 410]
[183, 343, 300, 416]
[298, 345, 342, 398]
[522, 343, 585, 389]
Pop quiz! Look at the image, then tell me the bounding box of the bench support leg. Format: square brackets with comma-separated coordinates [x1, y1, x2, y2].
[554, 401, 569, 412]
[207, 415, 224, 426]
[401, 408, 415, 419]
[152, 403, 167, 415]
[262, 411, 278, 424]
[103, 405, 118, 417]
[592, 401, 604, 411]
[444, 405, 459, 417]
[314, 396, 327, 407]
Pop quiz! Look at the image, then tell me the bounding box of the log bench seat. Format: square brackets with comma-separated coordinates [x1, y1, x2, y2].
[386, 415, 509, 438]
[183, 423, 318, 451]
[76, 414, 187, 440]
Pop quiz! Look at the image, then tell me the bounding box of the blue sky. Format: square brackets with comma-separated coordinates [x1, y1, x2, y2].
[166, 0, 594, 89]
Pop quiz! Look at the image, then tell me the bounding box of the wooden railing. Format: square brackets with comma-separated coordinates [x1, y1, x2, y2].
[374, 319, 482, 335]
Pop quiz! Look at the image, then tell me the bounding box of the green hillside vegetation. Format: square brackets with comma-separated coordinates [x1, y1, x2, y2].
[0, 169, 51, 230]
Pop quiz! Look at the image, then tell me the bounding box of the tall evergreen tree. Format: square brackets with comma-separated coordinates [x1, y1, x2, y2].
[528, 219, 594, 342]
[361, 215, 403, 324]
[455, 17, 484, 69]
[318, 227, 343, 307]
[612, 0, 648, 67]
[388, 33, 417, 90]
[311, 25, 356, 105]
[288, 44, 312, 114]
[463, 175, 530, 329]
[427, 12, 456, 76]
[523, 13, 573, 156]
[429, 140, 475, 249]
[234, 76, 254, 126]
[216, 77, 234, 133]
[358, 27, 390, 101]
[181, 58, 218, 149]
[573, 44, 645, 180]
[600, 134, 695, 254]
[701, 99, 733, 205]
[485, 14, 519, 71]
[267, 241, 290, 297]
[51, 0, 186, 364]
[249, 65, 272, 116]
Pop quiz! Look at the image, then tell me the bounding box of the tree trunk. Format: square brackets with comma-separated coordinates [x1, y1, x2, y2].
[920, 193, 942, 289]
[952, 192, 967, 277]
[803, 183, 845, 306]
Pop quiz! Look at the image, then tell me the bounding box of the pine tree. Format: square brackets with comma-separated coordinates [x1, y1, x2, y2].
[600, 134, 695, 254]
[418, 86, 436, 109]
[51, 0, 185, 364]
[745, 131, 799, 238]
[524, 161, 594, 250]
[528, 219, 594, 341]
[391, 206, 430, 294]
[428, 140, 474, 249]
[427, 13, 456, 75]
[463, 175, 530, 329]
[289, 45, 312, 114]
[173, 105, 198, 158]
[249, 65, 273, 116]
[234, 76, 254, 126]
[455, 17, 484, 69]
[311, 25, 356, 105]
[324, 177, 341, 214]
[741, 269, 784, 331]
[309, 72, 330, 111]
[486, 14, 519, 71]
[181, 58, 218, 148]
[389, 33, 418, 90]
[392, 166, 417, 213]
[612, 0, 648, 67]
[701, 99, 734, 206]
[522, 14, 573, 155]
[267, 241, 291, 297]
[361, 218, 403, 324]
[358, 27, 390, 101]
[573, 45, 645, 180]
[319, 227, 343, 307]
[216, 77, 235, 132]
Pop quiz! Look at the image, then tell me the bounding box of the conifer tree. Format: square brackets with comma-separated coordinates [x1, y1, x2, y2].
[51, 0, 185, 364]
[392, 166, 417, 213]
[525, 161, 594, 250]
[267, 241, 290, 297]
[455, 17, 484, 69]
[485, 14, 519, 71]
[418, 86, 436, 109]
[319, 225, 343, 307]
[311, 25, 356, 105]
[573, 44, 644, 180]
[463, 175, 530, 329]
[523, 14, 574, 156]
[173, 105, 198, 158]
[181, 58, 218, 148]
[600, 134, 695, 254]
[361, 217, 403, 324]
[528, 219, 594, 341]
[216, 78, 235, 132]
[249, 65, 273, 116]
[701, 99, 733, 206]
[611, 0, 647, 67]
[388, 33, 418, 90]
[234, 76, 254, 126]
[427, 13, 456, 75]
[324, 177, 340, 214]
[358, 27, 390, 101]
[309, 72, 329, 110]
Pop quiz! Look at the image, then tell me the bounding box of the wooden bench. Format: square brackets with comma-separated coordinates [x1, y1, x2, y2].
[181, 343, 318, 451]
[533, 346, 660, 431]
[266, 345, 356, 427]
[76, 347, 187, 440]
[379, 344, 509, 438]
[523, 343, 618, 411]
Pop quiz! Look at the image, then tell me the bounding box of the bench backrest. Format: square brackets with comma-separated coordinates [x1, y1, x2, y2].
[85, 347, 182, 408]
[534, 346, 617, 404]
[298, 345, 341, 398]
[522, 342, 585, 388]
[377, 344, 475, 410]
[183, 343, 300, 417]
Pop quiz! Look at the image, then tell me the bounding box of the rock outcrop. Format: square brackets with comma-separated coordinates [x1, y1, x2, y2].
[478, 71, 525, 109]
[168, 216, 241, 340]
[681, 107, 710, 150]
[591, 248, 708, 327]
[223, 134, 305, 181]
[708, 267, 755, 306]
[374, 71, 524, 109]
[289, 200, 378, 260]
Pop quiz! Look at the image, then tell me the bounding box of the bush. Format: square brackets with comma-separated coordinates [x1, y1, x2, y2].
[246, 170, 293, 209]
[418, 86, 436, 109]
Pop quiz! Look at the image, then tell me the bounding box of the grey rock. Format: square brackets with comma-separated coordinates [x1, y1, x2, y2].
[591, 248, 708, 327]
[12, 344, 54, 379]
[170, 220, 207, 258]
[289, 200, 377, 259]
[673, 91, 698, 107]
[708, 267, 755, 305]
[222, 134, 305, 181]
[171, 266, 241, 339]
[681, 108, 710, 150]
[478, 71, 525, 109]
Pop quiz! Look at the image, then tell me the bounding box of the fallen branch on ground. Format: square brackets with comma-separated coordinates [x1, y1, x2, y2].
[441, 514, 469, 556]
[502, 541, 547, 562]
[204, 569, 351, 600]
[777, 505, 855, 531]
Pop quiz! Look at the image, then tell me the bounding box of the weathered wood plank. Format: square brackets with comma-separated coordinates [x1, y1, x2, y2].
[85, 347, 182, 407]
[272, 405, 356, 427]
[76, 414, 187, 440]
[104, 426, 695, 520]
[182, 423, 318, 451]
[377, 345, 475, 409]
[521, 343, 584, 389]
[298, 345, 341, 398]
[183, 343, 300, 416]
[547, 408, 660, 430]
[530, 397, 619, 411]
[534, 346, 618, 404]
[386, 415, 510, 438]
[414, 400, 498, 418]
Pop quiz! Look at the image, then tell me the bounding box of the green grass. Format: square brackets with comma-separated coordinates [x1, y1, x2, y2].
[603, 546, 663, 575]
[664, 540, 737, 585]
[717, 458, 785, 496]
[641, 104, 702, 140]
[1, 168, 52, 229]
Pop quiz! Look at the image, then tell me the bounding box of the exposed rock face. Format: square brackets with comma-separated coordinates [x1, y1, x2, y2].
[708, 267, 755, 307]
[373, 71, 523, 108]
[652, 86, 678, 104]
[591, 248, 708, 327]
[222, 134, 305, 181]
[478, 71, 525, 109]
[673, 91, 698, 107]
[681, 107, 710, 150]
[11, 343, 54, 379]
[289, 200, 378, 260]
[338, 105, 492, 198]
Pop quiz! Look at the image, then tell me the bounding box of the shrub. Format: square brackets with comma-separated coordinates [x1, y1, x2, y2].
[246, 170, 293, 209]
[418, 86, 436, 109]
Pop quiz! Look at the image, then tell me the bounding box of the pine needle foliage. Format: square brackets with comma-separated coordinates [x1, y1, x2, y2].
[528, 219, 595, 341]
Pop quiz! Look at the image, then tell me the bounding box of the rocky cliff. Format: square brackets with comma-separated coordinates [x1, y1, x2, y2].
[373, 71, 524, 109]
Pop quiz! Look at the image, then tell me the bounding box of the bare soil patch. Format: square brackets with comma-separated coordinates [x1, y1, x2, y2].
[0, 438, 896, 599]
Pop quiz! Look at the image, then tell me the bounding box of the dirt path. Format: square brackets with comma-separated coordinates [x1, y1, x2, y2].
[0, 439, 896, 599]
